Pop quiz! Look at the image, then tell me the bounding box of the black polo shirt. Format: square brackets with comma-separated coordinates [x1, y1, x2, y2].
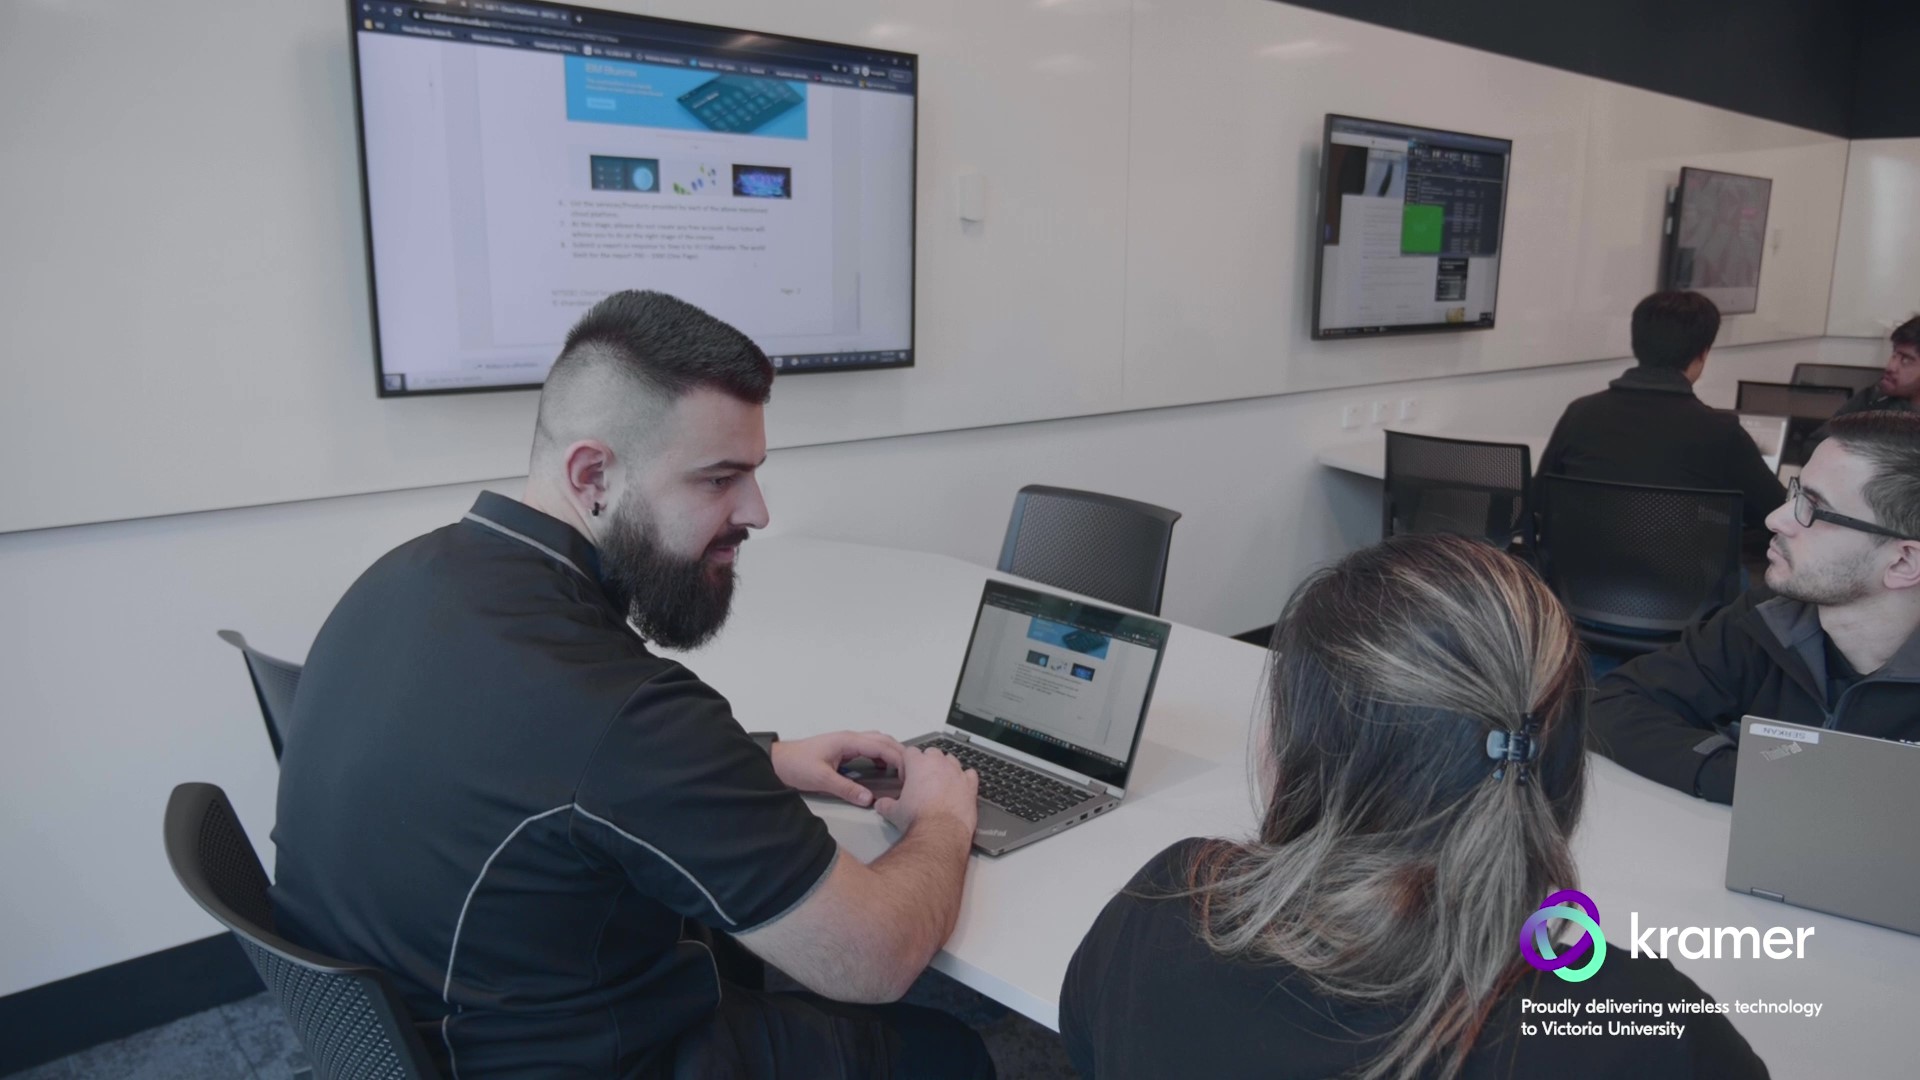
[271, 492, 838, 1079]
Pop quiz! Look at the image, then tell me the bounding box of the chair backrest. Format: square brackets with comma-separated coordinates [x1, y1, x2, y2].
[1790, 363, 1883, 394]
[217, 630, 302, 759]
[1733, 382, 1852, 467]
[997, 485, 1182, 614]
[1735, 380, 1851, 418]
[163, 783, 441, 1080]
[1382, 431, 1533, 551]
[1537, 476, 1743, 633]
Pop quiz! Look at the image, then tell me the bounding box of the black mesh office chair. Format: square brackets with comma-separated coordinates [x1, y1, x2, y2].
[1382, 431, 1534, 553]
[1790, 363, 1882, 394]
[997, 485, 1182, 615]
[163, 782, 441, 1080]
[1537, 476, 1744, 656]
[1734, 381, 1851, 467]
[216, 630, 302, 759]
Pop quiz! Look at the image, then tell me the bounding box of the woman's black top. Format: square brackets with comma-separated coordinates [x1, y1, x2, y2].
[1061, 839, 1769, 1080]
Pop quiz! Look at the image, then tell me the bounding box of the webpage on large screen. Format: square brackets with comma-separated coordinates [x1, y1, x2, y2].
[1316, 116, 1509, 337]
[951, 588, 1164, 774]
[354, 2, 916, 392]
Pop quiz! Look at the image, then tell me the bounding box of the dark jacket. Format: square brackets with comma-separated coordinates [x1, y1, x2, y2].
[1591, 592, 1920, 803]
[1537, 366, 1785, 528]
[1831, 383, 1916, 419]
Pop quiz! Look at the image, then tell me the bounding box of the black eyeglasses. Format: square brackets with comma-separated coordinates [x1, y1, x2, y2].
[1787, 477, 1918, 541]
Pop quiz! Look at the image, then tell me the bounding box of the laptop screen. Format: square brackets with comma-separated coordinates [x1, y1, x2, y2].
[946, 580, 1172, 788]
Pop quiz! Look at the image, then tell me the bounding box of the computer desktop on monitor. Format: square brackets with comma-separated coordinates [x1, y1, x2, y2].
[1312, 114, 1513, 340]
[348, 0, 918, 395]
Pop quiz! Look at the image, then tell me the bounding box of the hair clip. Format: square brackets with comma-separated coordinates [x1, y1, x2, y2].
[1486, 713, 1543, 782]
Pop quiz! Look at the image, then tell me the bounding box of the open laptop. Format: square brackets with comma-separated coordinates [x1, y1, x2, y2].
[850, 579, 1171, 856]
[1725, 716, 1920, 936]
[1735, 413, 1789, 474]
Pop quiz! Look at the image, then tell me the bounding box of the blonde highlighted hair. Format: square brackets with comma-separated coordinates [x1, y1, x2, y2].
[1190, 534, 1590, 1080]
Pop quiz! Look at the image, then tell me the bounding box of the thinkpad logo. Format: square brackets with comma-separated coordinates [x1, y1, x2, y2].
[978, 829, 1007, 837]
[1760, 743, 1803, 762]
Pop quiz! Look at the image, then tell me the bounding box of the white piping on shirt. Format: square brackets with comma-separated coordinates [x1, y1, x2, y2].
[685, 933, 724, 1012]
[441, 803, 571, 1080]
[573, 805, 738, 926]
[439, 803, 742, 1075]
[442, 805, 575, 1003]
[462, 511, 592, 582]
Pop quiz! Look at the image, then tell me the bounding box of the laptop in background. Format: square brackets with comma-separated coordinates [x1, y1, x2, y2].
[1725, 716, 1920, 936]
[860, 580, 1171, 857]
[1735, 413, 1789, 474]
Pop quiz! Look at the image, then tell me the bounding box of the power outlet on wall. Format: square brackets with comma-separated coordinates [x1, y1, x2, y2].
[1340, 404, 1363, 429]
[1370, 400, 1390, 425]
[1398, 398, 1419, 421]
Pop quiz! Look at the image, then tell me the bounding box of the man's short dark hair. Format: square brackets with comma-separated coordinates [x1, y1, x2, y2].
[1630, 291, 1722, 371]
[553, 290, 774, 405]
[1892, 314, 1920, 351]
[1824, 412, 1920, 540]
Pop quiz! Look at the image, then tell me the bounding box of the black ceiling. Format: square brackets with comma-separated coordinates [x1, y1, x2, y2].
[1281, 0, 1914, 140]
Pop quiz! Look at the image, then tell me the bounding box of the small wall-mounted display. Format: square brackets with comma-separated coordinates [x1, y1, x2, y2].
[1664, 167, 1772, 316]
[1312, 114, 1513, 340]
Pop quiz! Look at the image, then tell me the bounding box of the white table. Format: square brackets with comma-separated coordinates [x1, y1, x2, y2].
[671, 535, 1917, 1078]
[1315, 429, 1551, 480]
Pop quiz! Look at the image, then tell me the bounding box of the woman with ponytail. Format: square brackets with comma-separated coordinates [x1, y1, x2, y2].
[1060, 535, 1766, 1079]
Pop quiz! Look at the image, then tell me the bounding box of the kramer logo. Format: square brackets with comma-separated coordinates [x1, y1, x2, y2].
[1519, 889, 1606, 983]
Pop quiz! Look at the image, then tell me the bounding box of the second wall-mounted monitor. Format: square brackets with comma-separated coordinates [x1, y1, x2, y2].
[350, 0, 918, 395]
[1664, 167, 1771, 316]
[1312, 115, 1513, 340]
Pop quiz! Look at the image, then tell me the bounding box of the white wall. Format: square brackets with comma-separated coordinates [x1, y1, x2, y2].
[0, 334, 1881, 999]
[1827, 138, 1920, 338]
[0, 0, 1849, 534]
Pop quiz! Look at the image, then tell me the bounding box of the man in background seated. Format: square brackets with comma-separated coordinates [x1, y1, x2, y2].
[1590, 411, 1920, 804]
[273, 290, 992, 1079]
[1536, 290, 1783, 529]
[1831, 314, 1919, 418]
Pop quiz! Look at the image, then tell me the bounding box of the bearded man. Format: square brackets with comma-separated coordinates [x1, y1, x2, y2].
[272, 291, 991, 1079]
[1590, 411, 1920, 804]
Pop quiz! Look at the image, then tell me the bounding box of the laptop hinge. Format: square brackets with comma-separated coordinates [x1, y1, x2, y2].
[1087, 781, 1107, 796]
[1750, 888, 1786, 903]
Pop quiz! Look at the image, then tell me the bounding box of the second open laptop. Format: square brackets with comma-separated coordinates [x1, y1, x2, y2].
[1725, 716, 1920, 937]
[879, 579, 1172, 856]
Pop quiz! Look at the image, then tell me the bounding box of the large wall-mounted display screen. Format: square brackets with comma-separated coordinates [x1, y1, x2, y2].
[1312, 114, 1512, 339]
[1664, 167, 1771, 316]
[349, 0, 917, 395]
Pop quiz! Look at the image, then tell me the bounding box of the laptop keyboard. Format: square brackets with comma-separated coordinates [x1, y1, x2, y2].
[923, 737, 1096, 822]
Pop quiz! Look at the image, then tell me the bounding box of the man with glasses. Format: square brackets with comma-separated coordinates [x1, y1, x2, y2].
[1590, 411, 1920, 803]
[1832, 314, 1920, 418]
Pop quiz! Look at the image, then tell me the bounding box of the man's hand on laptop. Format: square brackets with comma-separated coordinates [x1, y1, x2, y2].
[770, 730, 907, 807]
[875, 747, 979, 836]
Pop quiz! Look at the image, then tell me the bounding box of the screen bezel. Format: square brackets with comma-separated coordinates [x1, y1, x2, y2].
[944, 580, 1171, 790]
[345, 0, 920, 398]
[1309, 113, 1514, 341]
[1663, 166, 1772, 316]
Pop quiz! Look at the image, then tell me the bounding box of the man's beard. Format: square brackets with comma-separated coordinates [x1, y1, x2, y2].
[596, 502, 746, 650]
[1766, 540, 1879, 606]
